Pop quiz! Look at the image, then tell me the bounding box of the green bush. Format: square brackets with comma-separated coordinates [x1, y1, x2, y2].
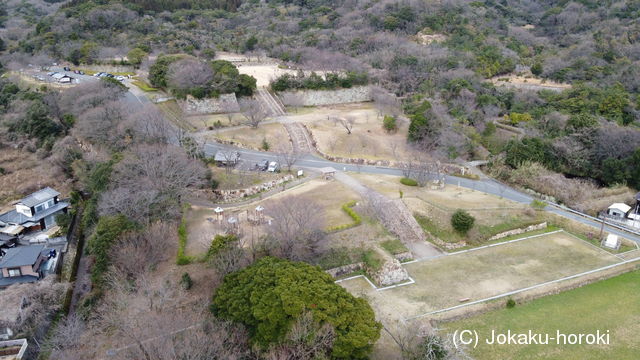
[383, 115, 397, 132]
[530, 199, 547, 210]
[206, 234, 238, 259]
[400, 177, 418, 186]
[176, 216, 194, 265]
[180, 272, 193, 290]
[506, 298, 516, 308]
[261, 137, 270, 151]
[87, 215, 136, 288]
[451, 209, 475, 235]
[211, 257, 381, 358]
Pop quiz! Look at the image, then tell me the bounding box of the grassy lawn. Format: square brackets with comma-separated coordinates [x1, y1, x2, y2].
[380, 239, 409, 255]
[131, 79, 158, 92]
[441, 270, 640, 360]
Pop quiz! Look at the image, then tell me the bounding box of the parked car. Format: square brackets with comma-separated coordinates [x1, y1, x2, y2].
[78, 70, 85, 75]
[94, 72, 104, 77]
[115, 75, 125, 81]
[63, 66, 71, 71]
[105, 73, 115, 78]
[256, 159, 269, 171]
[267, 161, 280, 172]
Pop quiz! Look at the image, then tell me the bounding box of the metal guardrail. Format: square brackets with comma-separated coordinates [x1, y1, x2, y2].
[546, 202, 640, 238]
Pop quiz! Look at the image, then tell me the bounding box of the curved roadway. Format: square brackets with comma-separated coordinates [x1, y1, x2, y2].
[203, 142, 640, 245]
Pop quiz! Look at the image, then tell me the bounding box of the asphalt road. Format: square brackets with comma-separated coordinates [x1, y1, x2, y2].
[204, 142, 640, 244]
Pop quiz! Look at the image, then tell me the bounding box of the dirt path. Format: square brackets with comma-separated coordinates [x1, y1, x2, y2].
[68, 249, 91, 316]
[334, 172, 442, 258]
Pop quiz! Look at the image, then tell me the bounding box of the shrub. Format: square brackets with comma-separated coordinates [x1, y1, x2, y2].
[207, 234, 238, 259]
[176, 216, 194, 265]
[400, 177, 418, 186]
[451, 209, 475, 234]
[410, 335, 448, 360]
[506, 298, 516, 308]
[180, 272, 193, 290]
[382, 115, 397, 132]
[530, 199, 547, 210]
[327, 201, 362, 232]
[87, 215, 136, 288]
[261, 137, 270, 151]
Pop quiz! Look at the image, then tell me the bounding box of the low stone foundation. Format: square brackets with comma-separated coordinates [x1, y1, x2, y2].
[325, 262, 364, 278]
[487, 222, 548, 242]
[213, 174, 294, 202]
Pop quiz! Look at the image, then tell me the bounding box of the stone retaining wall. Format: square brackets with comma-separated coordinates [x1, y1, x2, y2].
[393, 251, 413, 262]
[487, 222, 547, 242]
[179, 94, 240, 115]
[325, 262, 364, 277]
[278, 86, 372, 106]
[213, 174, 294, 202]
[369, 259, 410, 287]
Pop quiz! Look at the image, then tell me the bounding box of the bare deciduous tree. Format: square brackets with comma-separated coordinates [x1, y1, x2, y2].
[168, 58, 214, 91]
[111, 222, 175, 280]
[338, 116, 355, 134]
[276, 145, 301, 172]
[265, 311, 335, 360]
[265, 196, 326, 262]
[239, 98, 268, 128]
[99, 144, 207, 222]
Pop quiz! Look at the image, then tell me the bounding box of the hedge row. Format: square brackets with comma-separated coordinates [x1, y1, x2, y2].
[327, 200, 362, 232]
[176, 215, 195, 265]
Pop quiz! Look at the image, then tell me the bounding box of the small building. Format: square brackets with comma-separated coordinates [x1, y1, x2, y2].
[50, 72, 73, 83]
[0, 187, 69, 236]
[214, 151, 240, 166]
[0, 245, 53, 288]
[319, 167, 337, 180]
[606, 203, 631, 219]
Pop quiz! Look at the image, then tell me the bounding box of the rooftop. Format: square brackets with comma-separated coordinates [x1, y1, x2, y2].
[0, 201, 69, 226]
[18, 187, 60, 208]
[0, 245, 45, 268]
[608, 203, 631, 213]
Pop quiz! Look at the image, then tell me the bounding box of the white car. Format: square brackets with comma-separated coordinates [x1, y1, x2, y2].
[267, 161, 279, 172]
[115, 75, 125, 81]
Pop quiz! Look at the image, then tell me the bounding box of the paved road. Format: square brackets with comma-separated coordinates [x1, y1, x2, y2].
[203, 141, 640, 245]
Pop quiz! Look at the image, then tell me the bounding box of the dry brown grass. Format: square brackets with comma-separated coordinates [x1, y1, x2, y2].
[502, 162, 636, 215]
[0, 147, 72, 205]
[209, 166, 281, 190]
[307, 108, 412, 161]
[210, 123, 291, 151]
